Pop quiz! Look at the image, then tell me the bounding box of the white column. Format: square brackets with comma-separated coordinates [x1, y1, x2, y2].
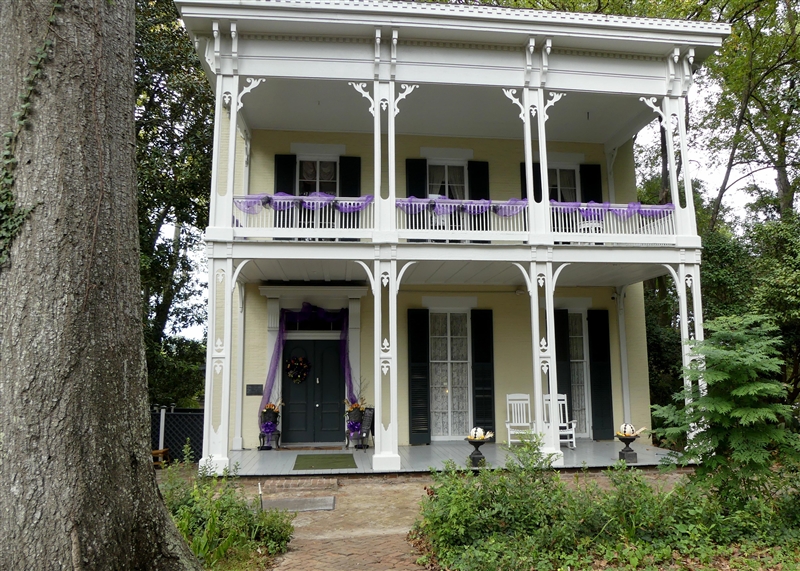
[542, 262, 562, 458]
[348, 298, 362, 399]
[688, 263, 705, 394]
[265, 298, 281, 405]
[209, 75, 224, 226]
[201, 257, 233, 474]
[677, 264, 693, 402]
[660, 98, 684, 233]
[388, 79, 397, 234]
[535, 88, 552, 236]
[223, 75, 239, 231]
[616, 286, 632, 423]
[232, 283, 246, 450]
[675, 96, 697, 234]
[529, 263, 546, 438]
[523, 88, 536, 243]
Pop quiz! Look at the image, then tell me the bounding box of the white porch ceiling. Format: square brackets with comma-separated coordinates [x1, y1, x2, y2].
[241, 78, 655, 145]
[235, 256, 670, 288]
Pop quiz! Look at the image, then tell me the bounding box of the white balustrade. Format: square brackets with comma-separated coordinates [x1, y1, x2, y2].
[230, 194, 678, 244]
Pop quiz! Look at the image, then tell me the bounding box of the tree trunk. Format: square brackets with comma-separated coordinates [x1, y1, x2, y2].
[0, 1, 201, 569]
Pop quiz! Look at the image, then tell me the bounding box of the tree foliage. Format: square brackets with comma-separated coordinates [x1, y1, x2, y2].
[136, 0, 213, 405]
[653, 315, 800, 507]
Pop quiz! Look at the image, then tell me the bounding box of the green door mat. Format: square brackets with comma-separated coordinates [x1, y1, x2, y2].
[293, 453, 357, 470]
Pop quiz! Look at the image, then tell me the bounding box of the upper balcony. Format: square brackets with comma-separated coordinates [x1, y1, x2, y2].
[228, 192, 684, 246]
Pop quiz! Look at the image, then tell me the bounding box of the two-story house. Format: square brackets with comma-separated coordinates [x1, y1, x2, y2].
[174, 0, 728, 473]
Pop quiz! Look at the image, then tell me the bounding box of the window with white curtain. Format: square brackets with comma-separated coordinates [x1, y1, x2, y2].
[428, 164, 466, 199]
[430, 311, 470, 439]
[568, 311, 591, 436]
[299, 159, 338, 195]
[548, 167, 578, 202]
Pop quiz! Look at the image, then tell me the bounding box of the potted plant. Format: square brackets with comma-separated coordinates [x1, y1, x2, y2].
[259, 399, 283, 450]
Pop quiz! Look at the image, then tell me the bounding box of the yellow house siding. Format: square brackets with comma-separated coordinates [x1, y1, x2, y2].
[244, 130, 637, 203]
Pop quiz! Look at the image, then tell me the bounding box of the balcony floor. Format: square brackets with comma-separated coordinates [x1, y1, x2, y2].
[228, 438, 674, 476]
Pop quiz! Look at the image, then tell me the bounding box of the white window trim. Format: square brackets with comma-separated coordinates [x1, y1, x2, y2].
[427, 160, 469, 200]
[547, 162, 582, 203]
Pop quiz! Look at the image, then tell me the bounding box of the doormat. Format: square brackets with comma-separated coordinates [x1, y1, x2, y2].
[281, 446, 342, 451]
[262, 496, 335, 512]
[293, 454, 357, 470]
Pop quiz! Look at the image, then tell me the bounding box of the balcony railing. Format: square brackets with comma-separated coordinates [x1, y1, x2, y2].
[229, 193, 679, 244]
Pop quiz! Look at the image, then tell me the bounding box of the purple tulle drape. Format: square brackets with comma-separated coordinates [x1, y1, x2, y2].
[259, 303, 357, 427]
[395, 196, 527, 217]
[235, 193, 375, 215]
[550, 200, 675, 220]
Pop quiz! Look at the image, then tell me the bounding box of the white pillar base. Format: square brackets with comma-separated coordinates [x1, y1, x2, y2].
[544, 447, 564, 467]
[371, 453, 402, 471]
[199, 455, 230, 476]
[232, 437, 243, 451]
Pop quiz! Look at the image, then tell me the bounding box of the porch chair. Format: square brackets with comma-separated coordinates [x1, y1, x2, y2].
[505, 393, 534, 444]
[543, 393, 577, 449]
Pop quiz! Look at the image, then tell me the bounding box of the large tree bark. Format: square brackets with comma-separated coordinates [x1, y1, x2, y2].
[0, 1, 201, 569]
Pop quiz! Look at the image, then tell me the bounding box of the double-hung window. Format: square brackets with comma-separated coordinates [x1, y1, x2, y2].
[298, 159, 338, 196]
[548, 167, 579, 202]
[428, 163, 467, 199]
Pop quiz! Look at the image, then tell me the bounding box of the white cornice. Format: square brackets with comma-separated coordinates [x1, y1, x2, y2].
[176, 0, 731, 40]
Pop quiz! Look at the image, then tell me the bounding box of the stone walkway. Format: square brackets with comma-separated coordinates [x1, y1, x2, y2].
[259, 476, 429, 571]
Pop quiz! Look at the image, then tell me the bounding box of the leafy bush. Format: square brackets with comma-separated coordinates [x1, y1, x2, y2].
[160, 443, 295, 568]
[413, 436, 800, 570]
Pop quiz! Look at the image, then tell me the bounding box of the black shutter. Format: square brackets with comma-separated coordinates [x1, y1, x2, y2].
[554, 309, 573, 417]
[471, 309, 495, 431]
[580, 164, 603, 203]
[339, 156, 361, 197]
[274, 154, 297, 195]
[406, 158, 428, 198]
[519, 162, 543, 202]
[408, 309, 430, 444]
[468, 161, 490, 200]
[587, 309, 614, 440]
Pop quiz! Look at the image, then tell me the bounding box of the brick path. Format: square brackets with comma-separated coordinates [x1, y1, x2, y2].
[263, 477, 427, 571]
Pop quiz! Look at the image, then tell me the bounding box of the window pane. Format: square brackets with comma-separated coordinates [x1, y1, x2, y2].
[429, 165, 446, 196]
[430, 313, 447, 336]
[319, 161, 337, 181]
[300, 161, 316, 181]
[560, 170, 577, 202]
[450, 313, 467, 336]
[451, 337, 468, 361]
[299, 181, 316, 195]
[319, 182, 336, 195]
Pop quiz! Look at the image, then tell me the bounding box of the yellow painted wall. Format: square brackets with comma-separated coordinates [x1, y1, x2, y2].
[232, 282, 650, 448]
[243, 130, 633, 203]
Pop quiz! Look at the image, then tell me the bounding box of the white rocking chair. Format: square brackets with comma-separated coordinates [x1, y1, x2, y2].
[505, 393, 534, 444]
[544, 393, 577, 449]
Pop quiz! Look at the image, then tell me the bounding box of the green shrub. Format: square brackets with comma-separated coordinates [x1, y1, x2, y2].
[413, 435, 800, 570]
[160, 443, 295, 568]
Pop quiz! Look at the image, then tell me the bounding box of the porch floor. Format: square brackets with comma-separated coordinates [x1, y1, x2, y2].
[228, 438, 674, 477]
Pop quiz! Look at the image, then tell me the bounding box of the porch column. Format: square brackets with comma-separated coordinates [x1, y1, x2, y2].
[201, 256, 233, 474]
[685, 263, 705, 393]
[370, 253, 402, 470]
[224, 68, 238, 234]
[232, 282, 246, 450]
[615, 286, 632, 423]
[542, 261, 563, 459]
[265, 297, 281, 405]
[534, 88, 552, 237]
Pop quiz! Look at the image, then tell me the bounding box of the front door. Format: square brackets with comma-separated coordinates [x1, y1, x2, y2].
[282, 340, 344, 443]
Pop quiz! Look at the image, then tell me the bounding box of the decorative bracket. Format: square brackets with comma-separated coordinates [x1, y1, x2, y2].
[394, 84, 418, 117]
[231, 22, 238, 74]
[540, 38, 552, 86]
[212, 21, 221, 73]
[681, 49, 695, 95]
[503, 88, 526, 121]
[685, 274, 693, 290]
[511, 262, 533, 296]
[391, 29, 398, 79]
[354, 260, 377, 295]
[374, 29, 382, 80]
[542, 91, 564, 122]
[382, 338, 390, 352]
[214, 338, 224, 353]
[237, 77, 264, 112]
[381, 360, 390, 376]
[213, 359, 224, 375]
[349, 82, 379, 117]
[537, 273, 545, 288]
[222, 91, 232, 110]
[525, 37, 535, 86]
[541, 360, 550, 376]
[668, 47, 680, 86]
[640, 96, 665, 122]
[539, 337, 549, 353]
[381, 272, 390, 287]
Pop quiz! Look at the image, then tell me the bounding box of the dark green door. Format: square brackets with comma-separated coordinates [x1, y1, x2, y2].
[282, 340, 344, 443]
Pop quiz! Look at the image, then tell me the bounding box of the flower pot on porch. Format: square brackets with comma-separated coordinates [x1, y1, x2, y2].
[347, 409, 363, 423]
[262, 410, 279, 424]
